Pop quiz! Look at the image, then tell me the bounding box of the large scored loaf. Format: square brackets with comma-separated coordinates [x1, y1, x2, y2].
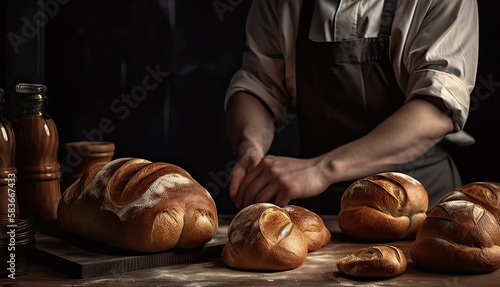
[222, 203, 330, 271]
[338, 172, 428, 241]
[57, 158, 218, 253]
[410, 182, 500, 273]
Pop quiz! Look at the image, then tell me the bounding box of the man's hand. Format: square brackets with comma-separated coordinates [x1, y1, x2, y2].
[229, 147, 264, 203]
[233, 155, 330, 209]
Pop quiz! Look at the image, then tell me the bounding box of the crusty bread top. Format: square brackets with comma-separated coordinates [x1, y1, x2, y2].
[337, 245, 407, 278]
[340, 172, 428, 215]
[222, 203, 330, 271]
[410, 182, 500, 273]
[436, 182, 500, 221]
[338, 172, 428, 240]
[58, 158, 218, 252]
[417, 200, 500, 247]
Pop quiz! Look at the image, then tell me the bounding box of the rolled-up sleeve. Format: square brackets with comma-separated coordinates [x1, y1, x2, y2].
[399, 0, 479, 131]
[224, 0, 291, 121]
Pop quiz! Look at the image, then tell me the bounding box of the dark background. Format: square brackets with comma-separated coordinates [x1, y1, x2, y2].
[1, 0, 498, 214]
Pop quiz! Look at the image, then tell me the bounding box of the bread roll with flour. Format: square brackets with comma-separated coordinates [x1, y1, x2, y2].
[57, 158, 218, 253]
[337, 245, 407, 278]
[222, 203, 330, 271]
[410, 182, 500, 273]
[338, 172, 428, 241]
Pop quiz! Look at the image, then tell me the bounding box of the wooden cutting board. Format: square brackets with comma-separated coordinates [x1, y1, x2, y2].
[34, 216, 231, 279]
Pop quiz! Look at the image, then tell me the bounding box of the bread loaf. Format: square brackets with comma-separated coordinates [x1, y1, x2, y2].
[337, 245, 407, 278]
[221, 203, 330, 271]
[410, 182, 500, 273]
[57, 158, 218, 253]
[338, 172, 428, 241]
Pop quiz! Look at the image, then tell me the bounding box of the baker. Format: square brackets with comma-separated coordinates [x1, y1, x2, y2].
[224, 0, 479, 212]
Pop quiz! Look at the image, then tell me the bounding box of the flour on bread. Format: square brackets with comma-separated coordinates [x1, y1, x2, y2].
[101, 173, 193, 221]
[75, 158, 133, 201]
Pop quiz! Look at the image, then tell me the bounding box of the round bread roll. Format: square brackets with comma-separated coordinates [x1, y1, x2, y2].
[410, 182, 500, 273]
[57, 158, 218, 253]
[221, 203, 330, 271]
[337, 245, 407, 278]
[338, 172, 428, 241]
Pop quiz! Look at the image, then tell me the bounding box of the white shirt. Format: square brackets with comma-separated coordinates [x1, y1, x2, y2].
[224, 0, 479, 131]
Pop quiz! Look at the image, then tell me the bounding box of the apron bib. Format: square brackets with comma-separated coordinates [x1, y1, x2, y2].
[291, 0, 461, 212]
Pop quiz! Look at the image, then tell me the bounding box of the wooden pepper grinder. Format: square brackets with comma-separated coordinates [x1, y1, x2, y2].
[0, 88, 19, 215]
[13, 83, 61, 221]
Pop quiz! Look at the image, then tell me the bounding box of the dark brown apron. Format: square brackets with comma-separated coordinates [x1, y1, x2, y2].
[290, 0, 461, 213]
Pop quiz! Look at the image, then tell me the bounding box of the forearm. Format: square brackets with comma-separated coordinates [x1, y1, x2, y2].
[226, 92, 276, 159]
[318, 98, 455, 184]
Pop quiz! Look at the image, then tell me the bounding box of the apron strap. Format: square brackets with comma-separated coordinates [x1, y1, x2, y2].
[298, 0, 316, 41]
[379, 0, 398, 36]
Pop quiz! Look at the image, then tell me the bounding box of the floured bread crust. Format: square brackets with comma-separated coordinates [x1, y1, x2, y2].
[57, 158, 218, 252]
[338, 172, 429, 241]
[337, 245, 407, 278]
[221, 203, 330, 271]
[411, 182, 500, 273]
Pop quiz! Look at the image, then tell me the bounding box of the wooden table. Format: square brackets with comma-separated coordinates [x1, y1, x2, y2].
[2, 215, 499, 286]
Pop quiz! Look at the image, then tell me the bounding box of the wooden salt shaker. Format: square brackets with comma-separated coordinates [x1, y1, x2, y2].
[62, 141, 115, 190]
[13, 83, 61, 221]
[0, 88, 19, 215]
